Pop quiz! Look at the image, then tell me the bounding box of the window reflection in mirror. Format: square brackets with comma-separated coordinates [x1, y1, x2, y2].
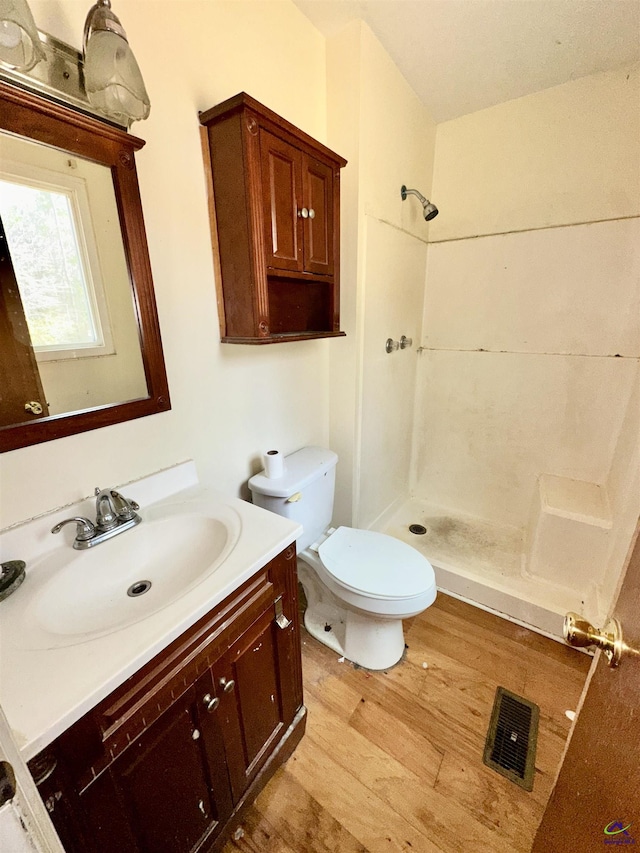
[0, 79, 170, 452]
[1, 178, 109, 354]
[0, 131, 148, 420]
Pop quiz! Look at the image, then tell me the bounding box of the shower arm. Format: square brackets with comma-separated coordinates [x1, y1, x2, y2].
[401, 186, 428, 205]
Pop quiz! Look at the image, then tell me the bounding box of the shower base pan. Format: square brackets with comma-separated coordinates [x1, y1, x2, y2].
[382, 499, 596, 641]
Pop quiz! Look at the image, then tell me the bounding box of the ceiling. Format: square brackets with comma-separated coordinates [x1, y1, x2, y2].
[291, 0, 640, 122]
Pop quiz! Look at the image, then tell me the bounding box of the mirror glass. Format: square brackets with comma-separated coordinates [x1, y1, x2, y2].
[0, 82, 170, 452]
[1, 131, 148, 421]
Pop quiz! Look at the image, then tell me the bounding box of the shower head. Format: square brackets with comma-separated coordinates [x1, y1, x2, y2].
[401, 185, 439, 221]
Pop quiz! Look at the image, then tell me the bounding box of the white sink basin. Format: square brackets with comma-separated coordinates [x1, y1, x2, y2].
[21, 502, 241, 649]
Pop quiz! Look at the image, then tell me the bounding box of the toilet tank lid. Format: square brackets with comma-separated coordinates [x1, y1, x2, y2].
[249, 446, 338, 498]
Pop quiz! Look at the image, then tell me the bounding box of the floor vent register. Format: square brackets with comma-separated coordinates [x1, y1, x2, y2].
[483, 686, 540, 791]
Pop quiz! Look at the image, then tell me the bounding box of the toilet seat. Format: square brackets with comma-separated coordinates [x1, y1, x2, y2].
[318, 526, 435, 600]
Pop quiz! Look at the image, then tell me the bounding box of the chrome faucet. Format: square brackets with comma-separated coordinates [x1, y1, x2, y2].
[52, 487, 141, 549]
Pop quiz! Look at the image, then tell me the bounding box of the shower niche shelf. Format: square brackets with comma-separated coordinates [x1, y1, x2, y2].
[200, 92, 347, 344]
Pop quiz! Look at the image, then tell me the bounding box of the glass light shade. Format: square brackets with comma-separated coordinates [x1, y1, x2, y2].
[0, 0, 45, 71]
[83, 0, 150, 127]
[84, 29, 150, 125]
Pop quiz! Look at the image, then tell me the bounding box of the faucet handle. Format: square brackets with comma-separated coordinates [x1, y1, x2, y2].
[51, 517, 96, 542]
[110, 491, 140, 520]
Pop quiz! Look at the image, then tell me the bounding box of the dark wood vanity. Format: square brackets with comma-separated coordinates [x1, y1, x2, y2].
[28, 545, 305, 853]
[200, 93, 347, 344]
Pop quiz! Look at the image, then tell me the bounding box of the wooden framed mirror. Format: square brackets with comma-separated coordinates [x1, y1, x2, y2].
[0, 81, 170, 452]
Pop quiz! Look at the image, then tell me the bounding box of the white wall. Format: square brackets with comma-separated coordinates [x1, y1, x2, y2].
[414, 65, 640, 585]
[326, 22, 437, 529]
[0, 0, 331, 528]
[428, 64, 640, 242]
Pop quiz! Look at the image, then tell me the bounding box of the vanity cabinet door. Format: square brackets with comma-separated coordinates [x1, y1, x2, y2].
[74, 673, 233, 853]
[214, 607, 281, 803]
[215, 581, 301, 803]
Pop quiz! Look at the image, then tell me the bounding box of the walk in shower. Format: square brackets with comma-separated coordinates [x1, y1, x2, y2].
[359, 215, 639, 638]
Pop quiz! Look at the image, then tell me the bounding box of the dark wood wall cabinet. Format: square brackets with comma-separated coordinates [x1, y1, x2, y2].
[200, 93, 347, 344]
[28, 547, 305, 853]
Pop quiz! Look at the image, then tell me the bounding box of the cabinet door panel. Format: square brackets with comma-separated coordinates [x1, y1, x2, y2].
[303, 156, 334, 276]
[82, 675, 233, 853]
[260, 130, 302, 273]
[216, 606, 286, 802]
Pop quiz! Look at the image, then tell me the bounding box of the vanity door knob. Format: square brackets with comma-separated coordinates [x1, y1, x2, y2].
[202, 693, 220, 712]
[24, 401, 43, 415]
[308, 208, 316, 219]
[219, 678, 235, 693]
[298, 207, 309, 219]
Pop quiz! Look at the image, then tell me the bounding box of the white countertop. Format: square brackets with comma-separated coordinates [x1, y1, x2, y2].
[0, 462, 301, 761]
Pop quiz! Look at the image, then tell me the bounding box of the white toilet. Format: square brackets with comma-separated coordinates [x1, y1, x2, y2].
[249, 446, 436, 670]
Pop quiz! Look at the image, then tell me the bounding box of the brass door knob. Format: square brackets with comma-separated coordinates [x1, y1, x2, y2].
[564, 612, 625, 668]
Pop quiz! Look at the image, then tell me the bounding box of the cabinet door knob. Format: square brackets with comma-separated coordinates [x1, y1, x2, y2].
[298, 207, 309, 219]
[202, 693, 220, 712]
[308, 208, 316, 219]
[219, 677, 235, 693]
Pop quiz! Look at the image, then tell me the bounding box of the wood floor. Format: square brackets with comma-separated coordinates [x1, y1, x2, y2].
[222, 593, 590, 853]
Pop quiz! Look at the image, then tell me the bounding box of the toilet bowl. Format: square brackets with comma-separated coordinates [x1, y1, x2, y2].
[248, 447, 436, 670]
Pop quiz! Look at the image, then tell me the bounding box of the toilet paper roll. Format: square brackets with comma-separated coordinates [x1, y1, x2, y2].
[263, 449, 285, 479]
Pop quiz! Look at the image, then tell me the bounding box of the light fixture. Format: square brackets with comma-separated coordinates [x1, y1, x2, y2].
[83, 0, 150, 127]
[0, 0, 150, 128]
[401, 185, 439, 221]
[0, 0, 45, 72]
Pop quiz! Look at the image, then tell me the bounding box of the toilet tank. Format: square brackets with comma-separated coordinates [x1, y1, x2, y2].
[248, 446, 338, 552]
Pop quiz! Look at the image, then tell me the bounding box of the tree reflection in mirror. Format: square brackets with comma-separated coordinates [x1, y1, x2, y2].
[0, 177, 111, 360]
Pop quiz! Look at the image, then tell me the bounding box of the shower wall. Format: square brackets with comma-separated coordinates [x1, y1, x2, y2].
[415, 219, 639, 530]
[326, 21, 437, 528]
[359, 217, 427, 527]
[413, 63, 640, 615]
